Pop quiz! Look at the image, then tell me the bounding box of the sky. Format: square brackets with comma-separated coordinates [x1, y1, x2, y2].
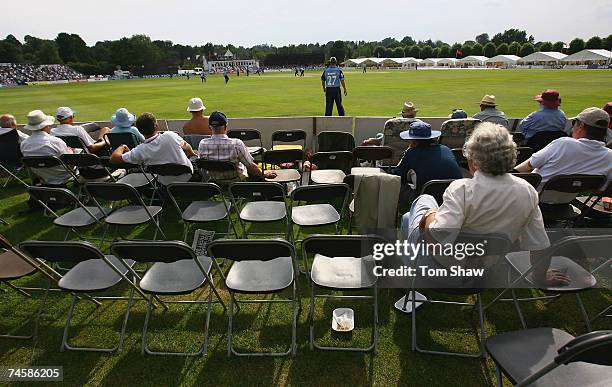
[3, 0, 611, 47]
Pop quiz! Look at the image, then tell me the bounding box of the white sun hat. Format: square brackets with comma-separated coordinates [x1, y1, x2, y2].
[187, 97, 206, 112]
[24, 110, 56, 131]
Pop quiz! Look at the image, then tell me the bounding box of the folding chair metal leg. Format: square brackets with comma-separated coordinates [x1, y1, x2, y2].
[61, 287, 134, 353]
[495, 365, 504, 387]
[575, 293, 592, 332]
[511, 287, 527, 329]
[590, 304, 611, 324]
[0, 280, 49, 340]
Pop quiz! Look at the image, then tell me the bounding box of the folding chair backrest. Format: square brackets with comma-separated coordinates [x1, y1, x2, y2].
[352, 146, 393, 163]
[183, 134, 210, 149]
[511, 132, 525, 145]
[271, 130, 307, 148]
[60, 153, 103, 168]
[146, 163, 192, 176]
[0, 129, 23, 167]
[195, 158, 236, 173]
[440, 118, 480, 149]
[21, 155, 64, 169]
[262, 149, 304, 167]
[311, 151, 353, 173]
[86, 182, 141, 203]
[291, 183, 349, 203]
[555, 330, 612, 366]
[56, 135, 90, 153]
[167, 182, 222, 202]
[515, 146, 533, 165]
[526, 130, 567, 153]
[111, 240, 196, 264]
[99, 156, 140, 171]
[420, 179, 456, 205]
[546, 235, 612, 264]
[512, 173, 542, 189]
[382, 118, 419, 165]
[302, 235, 386, 258]
[105, 132, 138, 151]
[540, 174, 606, 204]
[28, 186, 79, 207]
[317, 131, 355, 152]
[208, 239, 294, 262]
[229, 181, 285, 201]
[228, 128, 262, 142]
[19, 240, 105, 264]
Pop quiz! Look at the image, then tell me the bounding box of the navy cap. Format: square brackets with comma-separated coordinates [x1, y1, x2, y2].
[399, 121, 441, 140]
[209, 111, 228, 126]
[450, 109, 468, 119]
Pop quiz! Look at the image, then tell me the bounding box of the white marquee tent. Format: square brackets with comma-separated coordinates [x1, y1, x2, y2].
[457, 56, 489, 66]
[561, 49, 612, 64]
[437, 58, 458, 67]
[517, 52, 567, 64]
[485, 55, 521, 66]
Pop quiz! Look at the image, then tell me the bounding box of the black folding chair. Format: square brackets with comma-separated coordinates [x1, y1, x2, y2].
[19, 240, 138, 353]
[208, 239, 298, 357]
[538, 174, 607, 226]
[56, 135, 91, 154]
[290, 184, 349, 242]
[21, 155, 80, 187]
[99, 157, 154, 189]
[228, 128, 265, 158]
[60, 153, 116, 182]
[486, 328, 612, 386]
[419, 179, 457, 206]
[316, 131, 355, 152]
[439, 118, 480, 149]
[228, 181, 289, 238]
[166, 182, 238, 241]
[526, 130, 567, 152]
[302, 235, 385, 352]
[85, 182, 165, 241]
[271, 129, 307, 150]
[512, 172, 542, 189]
[104, 132, 140, 151]
[262, 149, 304, 184]
[111, 240, 225, 356]
[195, 158, 241, 187]
[351, 146, 393, 174]
[310, 151, 353, 184]
[0, 129, 27, 187]
[515, 146, 534, 165]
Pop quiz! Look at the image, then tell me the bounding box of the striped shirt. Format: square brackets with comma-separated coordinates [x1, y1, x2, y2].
[198, 134, 253, 182]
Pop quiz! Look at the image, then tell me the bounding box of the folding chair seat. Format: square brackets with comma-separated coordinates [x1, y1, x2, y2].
[512, 172, 542, 189]
[302, 235, 384, 352]
[502, 235, 610, 331]
[167, 182, 237, 241]
[0, 235, 50, 340]
[486, 328, 612, 386]
[60, 153, 119, 182]
[21, 155, 79, 187]
[182, 134, 210, 150]
[351, 146, 392, 174]
[111, 240, 225, 356]
[262, 149, 304, 184]
[290, 184, 349, 241]
[195, 158, 241, 187]
[146, 163, 193, 185]
[316, 131, 355, 152]
[409, 233, 512, 358]
[104, 132, 139, 151]
[229, 181, 289, 238]
[310, 151, 353, 184]
[19, 240, 138, 353]
[208, 239, 297, 356]
[85, 182, 165, 241]
[419, 179, 457, 206]
[439, 118, 480, 149]
[538, 174, 607, 226]
[271, 129, 307, 150]
[100, 157, 154, 189]
[228, 128, 265, 158]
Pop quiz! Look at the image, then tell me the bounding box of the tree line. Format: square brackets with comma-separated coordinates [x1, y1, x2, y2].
[0, 29, 611, 75]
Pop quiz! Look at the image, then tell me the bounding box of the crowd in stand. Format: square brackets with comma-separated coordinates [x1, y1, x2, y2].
[0, 64, 84, 85]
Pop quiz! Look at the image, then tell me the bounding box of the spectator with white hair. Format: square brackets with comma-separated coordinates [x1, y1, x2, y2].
[0, 114, 29, 142]
[401, 122, 568, 286]
[51, 107, 110, 154]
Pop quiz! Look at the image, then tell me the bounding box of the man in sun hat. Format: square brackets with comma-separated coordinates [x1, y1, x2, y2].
[516, 107, 612, 188]
[391, 121, 461, 204]
[519, 89, 567, 141]
[109, 107, 145, 144]
[182, 97, 211, 135]
[472, 95, 508, 128]
[362, 101, 422, 147]
[20, 110, 76, 186]
[51, 106, 110, 154]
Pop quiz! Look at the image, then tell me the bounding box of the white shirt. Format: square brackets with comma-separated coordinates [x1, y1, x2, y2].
[122, 131, 193, 184]
[20, 130, 74, 185]
[430, 172, 550, 251]
[51, 124, 95, 147]
[0, 127, 29, 141]
[530, 137, 612, 187]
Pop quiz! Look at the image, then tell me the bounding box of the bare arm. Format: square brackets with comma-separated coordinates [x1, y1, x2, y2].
[341, 79, 347, 96]
[530, 249, 570, 286]
[514, 159, 534, 173]
[181, 141, 196, 158]
[110, 144, 129, 164]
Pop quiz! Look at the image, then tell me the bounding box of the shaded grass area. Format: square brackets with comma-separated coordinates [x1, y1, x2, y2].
[0, 179, 611, 387]
[0, 70, 611, 121]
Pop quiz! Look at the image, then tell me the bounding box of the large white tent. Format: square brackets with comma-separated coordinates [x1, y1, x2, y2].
[436, 58, 458, 67]
[517, 52, 566, 64]
[420, 58, 441, 66]
[485, 55, 521, 67]
[457, 56, 488, 66]
[561, 49, 612, 64]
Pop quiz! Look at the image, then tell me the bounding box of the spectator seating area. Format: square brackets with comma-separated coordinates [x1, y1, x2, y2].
[0, 63, 85, 85]
[1, 119, 611, 386]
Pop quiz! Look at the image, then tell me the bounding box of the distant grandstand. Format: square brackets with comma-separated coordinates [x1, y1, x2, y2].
[0, 63, 85, 86]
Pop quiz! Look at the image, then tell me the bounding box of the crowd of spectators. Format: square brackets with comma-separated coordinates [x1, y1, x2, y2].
[0, 63, 85, 85]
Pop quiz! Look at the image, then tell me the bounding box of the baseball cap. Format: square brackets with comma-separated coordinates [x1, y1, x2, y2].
[570, 107, 610, 130]
[209, 111, 228, 127]
[187, 97, 205, 112]
[56, 107, 75, 120]
[329, 57, 337, 64]
[450, 109, 468, 119]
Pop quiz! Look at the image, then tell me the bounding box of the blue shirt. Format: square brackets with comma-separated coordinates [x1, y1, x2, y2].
[321, 66, 344, 88]
[110, 126, 145, 144]
[392, 143, 462, 190]
[519, 106, 567, 140]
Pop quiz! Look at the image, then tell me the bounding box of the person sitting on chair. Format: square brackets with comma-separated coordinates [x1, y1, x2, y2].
[519, 89, 567, 148]
[0, 114, 29, 143]
[51, 107, 110, 154]
[362, 101, 421, 146]
[183, 97, 211, 136]
[109, 108, 145, 144]
[472, 95, 508, 128]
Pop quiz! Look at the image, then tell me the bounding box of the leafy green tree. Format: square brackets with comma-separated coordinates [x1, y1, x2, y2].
[508, 41, 521, 55]
[55, 33, 89, 63]
[568, 38, 585, 54]
[483, 42, 496, 57]
[552, 41, 565, 52]
[460, 43, 473, 57]
[538, 42, 553, 52]
[519, 43, 535, 57]
[329, 40, 347, 61]
[603, 34, 612, 50]
[420, 45, 433, 58]
[400, 36, 415, 46]
[491, 29, 529, 45]
[585, 36, 602, 49]
[496, 43, 509, 55]
[472, 43, 483, 56]
[475, 33, 490, 45]
[406, 45, 421, 58]
[438, 45, 451, 58]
